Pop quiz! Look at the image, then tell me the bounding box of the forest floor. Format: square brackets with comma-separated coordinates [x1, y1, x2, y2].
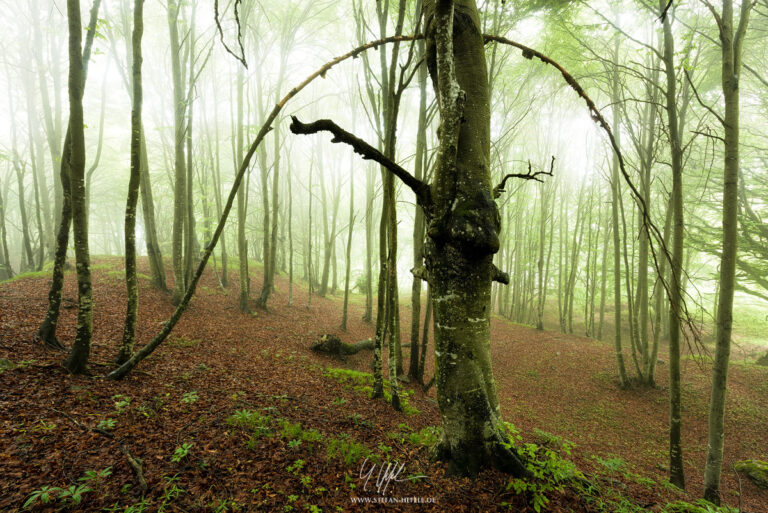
[1, 257, 766, 512]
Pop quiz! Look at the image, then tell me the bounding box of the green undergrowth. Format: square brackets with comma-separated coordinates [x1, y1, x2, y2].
[498, 423, 737, 513]
[0, 269, 50, 285]
[323, 367, 420, 415]
[226, 408, 381, 467]
[387, 423, 441, 447]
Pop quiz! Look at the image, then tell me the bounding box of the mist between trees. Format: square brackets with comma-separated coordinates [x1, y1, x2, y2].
[0, 0, 767, 506]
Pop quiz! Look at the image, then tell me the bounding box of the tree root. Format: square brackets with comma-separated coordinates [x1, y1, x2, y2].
[430, 429, 531, 478]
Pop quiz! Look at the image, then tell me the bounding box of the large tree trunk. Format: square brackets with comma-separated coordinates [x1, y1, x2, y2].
[116, 0, 144, 366]
[423, 0, 526, 477]
[62, 0, 93, 374]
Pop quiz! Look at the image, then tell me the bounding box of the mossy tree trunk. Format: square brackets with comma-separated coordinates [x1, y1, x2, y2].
[37, 0, 100, 348]
[422, 0, 527, 477]
[62, 0, 93, 374]
[659, 0, 685, 488]
[704, 0, 754, 504]
[116, 0, 144, 366]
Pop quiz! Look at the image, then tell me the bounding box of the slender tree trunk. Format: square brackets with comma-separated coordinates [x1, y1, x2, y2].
[659, 0, 685, 487]
[287, 158, 293, 305]
[409, 70, 427, 377]
[236, 65, 249, 312]
[609, 36, 629, 388]
[419, 286, 432, 384]
[0, 176, 11, 280]
[306, 162, 314, 309]
[704, 0, 753, 503]
[341, 165, 354, 330]
[37, 0, 101, 350]
[363, 164, 374, 322]
[63, 0, 93, 374]
[168, 0, 187, 305]
[116, 0, 144, 365]
[139, 132, 167, 290]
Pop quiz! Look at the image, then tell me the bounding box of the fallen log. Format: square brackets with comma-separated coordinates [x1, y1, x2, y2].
[310, 334, 374, 357]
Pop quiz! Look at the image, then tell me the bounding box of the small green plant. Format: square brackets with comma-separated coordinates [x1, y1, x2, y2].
[158, 475, 186, 513]
[596, 456, 627, 474]
[97, 418, 117, 431]
[181, 390, 199, 403]
[226, 409, 272, 437]
[171, 443, 193, 463]
[332, 397, 347, 406]
[112, 394, 132, 412]
[171, 336, 200, 348]
[24, 485, 59, 508]
[287, 459, 306, 474]
[288, 439, 302, 449]
[78, 466, 112, 486]
[664, 499, 738, 513]
[123, 497, 151, 513]
[500, 423, 581, 513]
[58, 484, 92, 505]
[326, 434, 372, 465]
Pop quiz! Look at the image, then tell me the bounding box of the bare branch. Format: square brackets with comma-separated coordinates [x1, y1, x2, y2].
[289, 116, 432, 210]
[494, 157, 555, 197]
[683, 68, 725, 126]
[214, 0, 248, 68]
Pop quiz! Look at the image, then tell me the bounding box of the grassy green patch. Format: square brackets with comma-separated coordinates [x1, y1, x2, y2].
[388, 423, 441, 447]
[326, 434, 374, 466]
[323, 367, 420, 415]
[0, 270, 50, 284]
[170, 336, 200, 348]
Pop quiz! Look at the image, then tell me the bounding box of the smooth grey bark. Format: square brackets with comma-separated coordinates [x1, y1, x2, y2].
[168, 0, 188, 305]
[609, 34, 629, 388]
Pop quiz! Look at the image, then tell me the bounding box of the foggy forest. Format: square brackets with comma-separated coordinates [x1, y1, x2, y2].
[0, 0, 767, 511]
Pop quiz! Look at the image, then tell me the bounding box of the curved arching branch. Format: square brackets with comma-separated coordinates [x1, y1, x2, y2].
[107, 34, 423, 380]
[483, 34, 688, 334]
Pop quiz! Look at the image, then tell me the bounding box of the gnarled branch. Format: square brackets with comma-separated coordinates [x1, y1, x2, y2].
[494, 157, 555, 197]
[289, 116, 432, 210]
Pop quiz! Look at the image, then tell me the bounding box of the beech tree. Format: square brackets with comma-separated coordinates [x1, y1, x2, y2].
[62, 0, 94, 374]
